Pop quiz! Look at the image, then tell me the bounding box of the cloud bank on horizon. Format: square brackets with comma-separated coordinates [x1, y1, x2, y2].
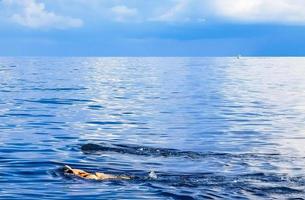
[1, 0, 305, 56]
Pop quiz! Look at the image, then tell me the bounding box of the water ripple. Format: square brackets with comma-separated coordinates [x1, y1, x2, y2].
[1, 57, 305, 199]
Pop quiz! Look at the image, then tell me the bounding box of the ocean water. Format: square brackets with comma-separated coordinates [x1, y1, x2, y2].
[0, 57, 305, 199]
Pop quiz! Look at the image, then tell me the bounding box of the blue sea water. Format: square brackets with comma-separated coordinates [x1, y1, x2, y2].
[0, 57, 305, 199]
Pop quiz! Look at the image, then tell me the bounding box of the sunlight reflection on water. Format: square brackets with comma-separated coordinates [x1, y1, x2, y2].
[0, 57, 305, 199]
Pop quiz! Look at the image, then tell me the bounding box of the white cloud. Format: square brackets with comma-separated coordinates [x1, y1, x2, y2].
[2, 0, 305, 26]
[111, 5, 138, 22]
[152, 0, 190, 22]
[211, 0, 305, 24]
[150, 0, 305, 25]
[2, 0, 83, 29]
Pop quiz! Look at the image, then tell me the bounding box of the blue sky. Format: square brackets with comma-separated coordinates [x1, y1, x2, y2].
[1, 0, 305, 56]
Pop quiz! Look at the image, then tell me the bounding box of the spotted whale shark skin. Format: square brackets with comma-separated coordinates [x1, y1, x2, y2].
[80, 143, 204, 158]
[81, 143, 280, 159]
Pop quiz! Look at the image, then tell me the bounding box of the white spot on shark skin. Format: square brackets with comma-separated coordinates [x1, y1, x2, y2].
[149, 170, 157, 179]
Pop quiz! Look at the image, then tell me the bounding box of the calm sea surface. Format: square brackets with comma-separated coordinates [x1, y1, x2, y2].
[0, 57, 305, 199]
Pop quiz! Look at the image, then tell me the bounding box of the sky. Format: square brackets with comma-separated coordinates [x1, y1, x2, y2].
[1, 0, 305, 56]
